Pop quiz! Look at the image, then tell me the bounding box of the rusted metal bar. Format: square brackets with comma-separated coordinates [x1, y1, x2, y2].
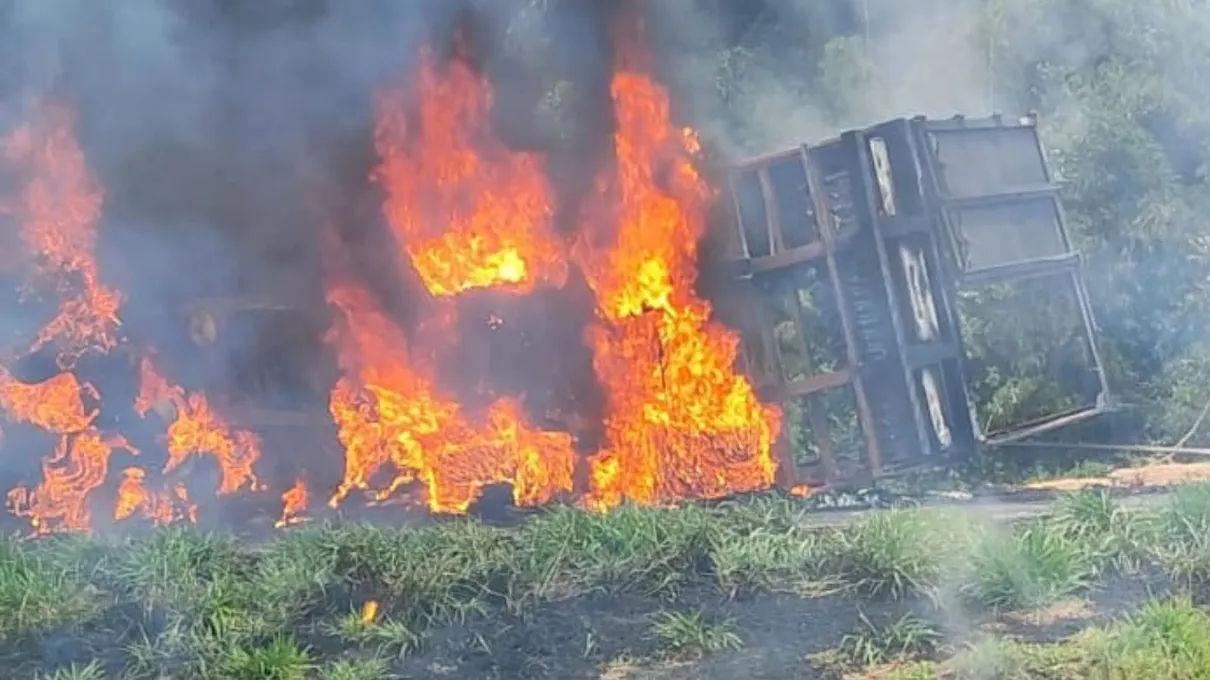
[984, 402, 1109, 445]
[943, 184, 1058, 207]
[748, 241, 828, 271]
[758, 369, 852, 401]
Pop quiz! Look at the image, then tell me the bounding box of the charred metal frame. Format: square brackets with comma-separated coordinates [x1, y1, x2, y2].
[718, 114, 1110, 487]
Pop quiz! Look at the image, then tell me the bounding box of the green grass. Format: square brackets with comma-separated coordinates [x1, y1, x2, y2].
[838, 612, 944, 667]
[647, 609, 743, 655]
[831, 509, 968, 600]
[5, 487, 1210, 677]
[318, 657, 392, 680]
[961, 524, 1099, 610]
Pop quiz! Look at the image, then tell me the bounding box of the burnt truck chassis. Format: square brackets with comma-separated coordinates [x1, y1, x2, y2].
[173, 113, 1111, 500]
[0, 113, 1108, 514]
[716, 114, 1110, 488]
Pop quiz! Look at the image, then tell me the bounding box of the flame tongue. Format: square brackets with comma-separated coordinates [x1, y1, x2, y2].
[375, 48, 568, 297]
[0, 105, 126, 533]
[275, 478, 309, 528]
[136, 357, 262, 496]
[2, 104, 122, 363]
[325, 46, 583, 514]
[323, 275, 576, 514]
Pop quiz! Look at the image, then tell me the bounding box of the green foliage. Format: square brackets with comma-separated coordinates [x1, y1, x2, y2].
[0, 539, 104, 641]
[319, 657, 393, 680]
[949, 635, 1084, 679]
[32, 663, 106, 680]
[1048, 490, 1153, 569]
[1151, 484, 1210, 584]
[216, 636, 313, 680]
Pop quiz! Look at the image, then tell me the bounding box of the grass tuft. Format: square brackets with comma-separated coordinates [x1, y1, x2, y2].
[708, 521, 826, 593]
[0, 539, 105, 641]
[217, 634, 313, 680]
[1151, 484, 1210, 584]
[948, 636, 1081, 679]
[833, 510, 953, 599]
[319, 657, 394, 680]
[839, 612, 944, 668]
[648, 609, 743, 655]
[962, 524, 1097, 610]
[32, 661, 107, 680]
[1049, 490, 1152, 570]
[516, 504, 714, 601]
[324, 608, 423, 658]
[1085, 596, 1210, 677]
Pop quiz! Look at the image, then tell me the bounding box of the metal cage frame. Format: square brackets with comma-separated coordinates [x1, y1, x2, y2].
[716, 113, 1111, 488]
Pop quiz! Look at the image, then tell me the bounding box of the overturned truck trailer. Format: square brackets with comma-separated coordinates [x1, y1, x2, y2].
[714, 114, 1111, 489]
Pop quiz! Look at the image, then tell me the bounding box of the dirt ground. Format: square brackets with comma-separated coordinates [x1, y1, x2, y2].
[1025, 460, 1210, 492]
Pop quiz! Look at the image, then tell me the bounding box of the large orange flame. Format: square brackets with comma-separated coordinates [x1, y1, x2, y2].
[0, 104, 127, 532]
[328, 33, 778, 515]
[374, 49, 567, 297]
[574, 62, 779, 509]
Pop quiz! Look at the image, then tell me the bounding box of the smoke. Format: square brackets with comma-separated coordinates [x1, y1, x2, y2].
[646, 0, 1007, 159]
[0, 0, 474, 373]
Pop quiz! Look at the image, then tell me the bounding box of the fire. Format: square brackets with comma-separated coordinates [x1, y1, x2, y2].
[275, 478, 309, 528]
[0, 104, 257, 533]
[0, 106, 128, 532]
[789, 483, 814, 498]
[1, 103, 122, 364]
[0, 368, 96, 433]
[374, 48, 567, 297]
[114, 467, 189, 526]
[327, 30, 777, 514]
[360, 599, 380, 624]
[136, 357, 262, 496]
[0, 20, 782, 533]
[6, 430, 134, 532]
[572, 59, 779, 508]
[323, 277, 575, 514]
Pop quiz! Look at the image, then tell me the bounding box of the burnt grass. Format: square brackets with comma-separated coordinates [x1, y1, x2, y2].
[5, 487, 1210, 679]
